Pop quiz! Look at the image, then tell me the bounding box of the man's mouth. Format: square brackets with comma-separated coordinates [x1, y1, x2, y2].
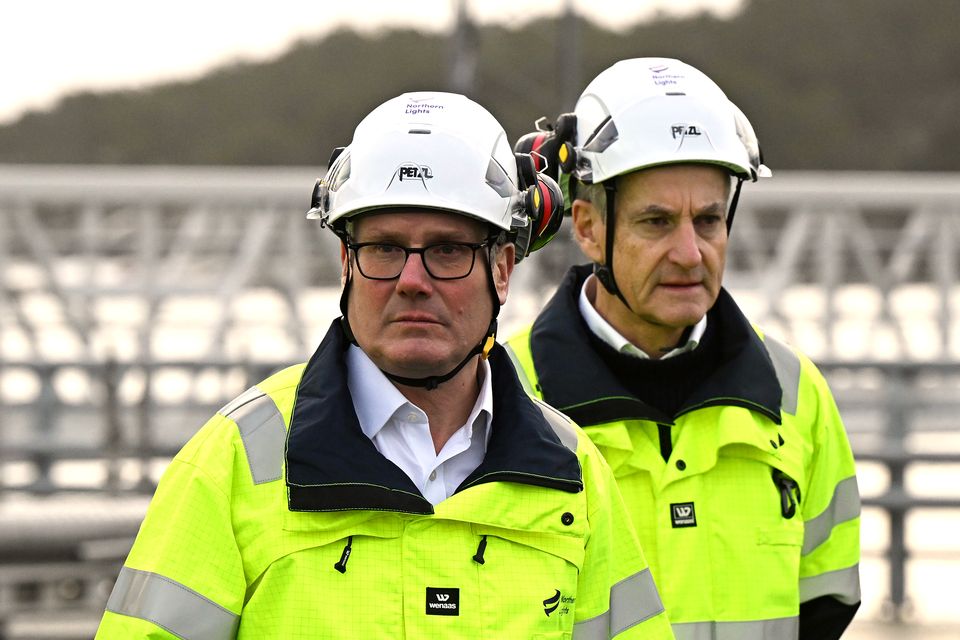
[391, 313, 442, 325]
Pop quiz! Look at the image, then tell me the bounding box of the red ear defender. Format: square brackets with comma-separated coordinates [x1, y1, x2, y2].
[557, 140, 577, 174]
[553, 113, 579, 174]
[510, 152, 564, 260]
[512, 114, 577, 182]
[523, 173, 564, 254]
[514, 130, 555, 178]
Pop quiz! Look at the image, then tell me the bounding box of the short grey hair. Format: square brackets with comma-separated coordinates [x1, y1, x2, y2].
[574, 180, 609, 220]
[489, 231, 507, 262]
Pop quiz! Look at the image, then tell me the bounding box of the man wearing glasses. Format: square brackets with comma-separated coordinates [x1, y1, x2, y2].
[96, 92, 674, 639]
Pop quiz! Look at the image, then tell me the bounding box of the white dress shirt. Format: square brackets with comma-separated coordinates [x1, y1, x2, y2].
[346, 345, 493, 506]
[578, 274, 707, 359]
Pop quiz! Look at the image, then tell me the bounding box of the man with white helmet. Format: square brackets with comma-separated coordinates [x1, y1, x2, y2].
[506, 59, 861, 639]
[96, 92, 674, 638]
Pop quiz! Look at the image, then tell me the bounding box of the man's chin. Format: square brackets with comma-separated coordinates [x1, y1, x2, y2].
[378, 351, 466, 381]
[648, 296, 711, 324]
[661, 314, 707, 331]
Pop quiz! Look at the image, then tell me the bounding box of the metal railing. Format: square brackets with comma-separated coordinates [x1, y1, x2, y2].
[2, 166, 960, 626]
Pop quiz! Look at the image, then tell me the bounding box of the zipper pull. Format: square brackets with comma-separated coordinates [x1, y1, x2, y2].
[772, 469, 801, 519]
[334, 536, 353, 574]
[473, 535, 488, 565]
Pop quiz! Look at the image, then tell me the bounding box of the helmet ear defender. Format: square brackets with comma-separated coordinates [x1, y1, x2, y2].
[512, 152, 564, 261]
[508, 112, 578, 261]
[514, 113, 578, 182]
[514, 113, 581, 221]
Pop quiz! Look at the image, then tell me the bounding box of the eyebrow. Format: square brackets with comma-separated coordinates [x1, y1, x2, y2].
[631, 201, 727, 217]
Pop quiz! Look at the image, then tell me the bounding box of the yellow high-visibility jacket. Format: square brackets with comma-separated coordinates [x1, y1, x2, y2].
[97, 320, 674, 639]
[505, 266, 861, 640]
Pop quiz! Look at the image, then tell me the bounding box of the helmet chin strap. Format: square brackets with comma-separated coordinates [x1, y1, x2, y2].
[592, 181, 635, 313]
[339, 243, 500, 391]
[726, 178, 744, 233]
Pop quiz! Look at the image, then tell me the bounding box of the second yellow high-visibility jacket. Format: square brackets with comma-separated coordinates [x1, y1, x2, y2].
[505, 265, 861, 640]
[96, 319, 674, 639]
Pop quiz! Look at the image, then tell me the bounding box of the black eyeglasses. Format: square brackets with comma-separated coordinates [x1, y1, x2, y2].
[347, 238, 496, 280]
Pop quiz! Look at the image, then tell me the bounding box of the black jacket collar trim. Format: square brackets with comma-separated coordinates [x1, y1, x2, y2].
[286, 320, 582, 513]
[529, 265, 783, 426]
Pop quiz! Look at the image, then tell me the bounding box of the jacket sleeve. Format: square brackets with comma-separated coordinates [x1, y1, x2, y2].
[95, 417, 245, 639]
[797, 360, 861, 640]
[573, 432, 675, 639]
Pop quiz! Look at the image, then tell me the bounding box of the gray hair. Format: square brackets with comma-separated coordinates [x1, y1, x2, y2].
[574, 180, 609, 220]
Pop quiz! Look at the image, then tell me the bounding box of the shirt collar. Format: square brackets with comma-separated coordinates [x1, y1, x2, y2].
[346, 344, 493, 446]
[578, 273, 707, 360]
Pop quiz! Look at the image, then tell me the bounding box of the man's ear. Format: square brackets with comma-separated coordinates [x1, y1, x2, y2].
[492, 243, 515, 306]
[571, 199, 605, 264]
[340, 243, 350, 285]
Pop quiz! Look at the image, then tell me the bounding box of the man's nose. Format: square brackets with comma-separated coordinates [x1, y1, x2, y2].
[395, 251, 434, 294]
[668, 220, 703, 268]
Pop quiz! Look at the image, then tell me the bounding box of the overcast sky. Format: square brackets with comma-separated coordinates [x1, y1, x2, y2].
[1, 0, 740, 124]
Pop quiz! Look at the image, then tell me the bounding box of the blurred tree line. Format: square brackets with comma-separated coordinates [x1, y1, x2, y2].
[1, 0, 957, 170]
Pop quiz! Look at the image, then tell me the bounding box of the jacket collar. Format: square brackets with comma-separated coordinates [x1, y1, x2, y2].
[286, 319, 582, 514]
[530, 265, 783, 427]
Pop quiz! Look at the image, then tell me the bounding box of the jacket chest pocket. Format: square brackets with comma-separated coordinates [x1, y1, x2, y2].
[703, 456, 805, 614]
[471, 529, 583, 638]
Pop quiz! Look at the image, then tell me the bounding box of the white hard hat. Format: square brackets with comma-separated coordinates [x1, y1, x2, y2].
[308, 91, 525, 232]
[572, 57, 771, 184]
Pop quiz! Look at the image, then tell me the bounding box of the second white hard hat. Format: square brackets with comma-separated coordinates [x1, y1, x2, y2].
[571, 57, 772, 184]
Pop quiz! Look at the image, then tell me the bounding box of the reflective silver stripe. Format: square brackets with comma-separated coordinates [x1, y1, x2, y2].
[573, 568, 664, 639]
[609, 567, 665, 634]
[502, 343, 537, 397]
[535, 399, 580, 453]
[218, 385, 285, 484]
[217, 385, 262, 417]
[802, 475, 860, 555]
[673, 617, 799, 640]
[800, 563, 861, 605]
[106, 567, 239, 640]
[763, 335, 800, 415]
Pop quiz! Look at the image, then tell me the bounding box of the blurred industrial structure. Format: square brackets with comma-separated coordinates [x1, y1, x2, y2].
[1, 165, 959, 637]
